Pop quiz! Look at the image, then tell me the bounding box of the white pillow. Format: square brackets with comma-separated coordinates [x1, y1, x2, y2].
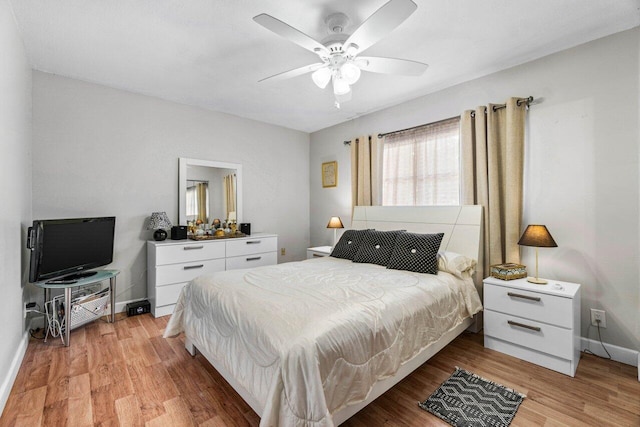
[438, 251, 477, 279]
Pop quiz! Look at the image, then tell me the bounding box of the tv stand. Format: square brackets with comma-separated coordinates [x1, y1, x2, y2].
[33, 270, 119, 346]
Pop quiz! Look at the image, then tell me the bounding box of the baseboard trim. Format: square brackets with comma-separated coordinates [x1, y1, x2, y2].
[580, 336, 639, 369]
[0, 327, 30, 415]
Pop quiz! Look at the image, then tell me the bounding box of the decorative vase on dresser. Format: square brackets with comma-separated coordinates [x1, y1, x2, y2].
[147, 233, 277, 317]
[483, 276, 581, 377]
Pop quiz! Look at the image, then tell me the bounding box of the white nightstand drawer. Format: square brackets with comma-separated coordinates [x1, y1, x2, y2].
[156, 282, 188, 307]
[484, 284, 573, 328]
[226, 237, 277, 257]
[155, 258, 226, 286]
[155, 241, 225, 265]
[226, 251, 277, 270]
[484, 310, 573, 359]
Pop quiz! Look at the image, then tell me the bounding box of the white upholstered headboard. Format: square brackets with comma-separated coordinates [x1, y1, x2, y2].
[351, 206, 484, 281]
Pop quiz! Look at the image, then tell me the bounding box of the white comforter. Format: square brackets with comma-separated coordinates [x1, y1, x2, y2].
[164, 256, 482, 427]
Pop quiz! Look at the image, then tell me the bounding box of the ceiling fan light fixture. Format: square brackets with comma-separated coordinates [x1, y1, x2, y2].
[311, 67, 332, 89]
[345, 43, 359, 57]
[332, 76, 351, 95]
[340, 63, 361, 85]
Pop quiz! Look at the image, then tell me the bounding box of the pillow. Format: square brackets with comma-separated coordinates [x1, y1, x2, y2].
[352, 230, 404, 266]
[386, 232, 444, 274]
[437, 251, 477, 279]
[330, 229, 369, 260]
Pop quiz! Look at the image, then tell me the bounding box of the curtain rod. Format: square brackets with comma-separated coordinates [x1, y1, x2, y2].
[469, 96, 534, 118]
[377, 115, 461, 139]
[344, 96, 534, 144]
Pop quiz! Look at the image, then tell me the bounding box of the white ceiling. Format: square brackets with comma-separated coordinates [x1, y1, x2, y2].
[9, 0, 640, 133]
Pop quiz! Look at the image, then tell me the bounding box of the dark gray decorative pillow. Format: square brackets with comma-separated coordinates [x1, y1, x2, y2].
[330, 229, 369, 260]
[352, 230, 404, 266]
[387, 232, 444, 274]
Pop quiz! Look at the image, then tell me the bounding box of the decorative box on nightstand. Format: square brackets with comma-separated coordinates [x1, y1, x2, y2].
[306, 246, 332, 259]
[483, 276, 581, 377]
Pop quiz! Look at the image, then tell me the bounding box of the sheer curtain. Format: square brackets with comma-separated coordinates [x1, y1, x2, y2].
[383, 117, 460, 206]
[350, 135, 382, 208]
[461, 97, 527, 276]
[196, 183, 208, 222]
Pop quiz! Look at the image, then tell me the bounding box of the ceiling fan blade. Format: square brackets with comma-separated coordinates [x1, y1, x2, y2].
[344, 0, 417, 55]
[254, 14, 329, 57]
[356, 56, 428, 76]
[259, 63, 326, 83]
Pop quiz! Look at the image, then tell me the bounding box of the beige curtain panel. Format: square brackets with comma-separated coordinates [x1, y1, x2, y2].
[224, 174, 236, 219]
[196, 182, 208, 223]
[350, 134, 383, 209]
[461, 97, 527, 276]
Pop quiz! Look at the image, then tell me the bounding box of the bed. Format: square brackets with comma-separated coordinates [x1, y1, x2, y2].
[164, 205, 483, 426]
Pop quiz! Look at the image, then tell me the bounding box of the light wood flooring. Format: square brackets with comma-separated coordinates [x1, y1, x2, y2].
[2, 313, 638, 426]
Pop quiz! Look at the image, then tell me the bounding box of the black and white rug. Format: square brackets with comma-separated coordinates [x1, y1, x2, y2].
[418, 367, 526, 427]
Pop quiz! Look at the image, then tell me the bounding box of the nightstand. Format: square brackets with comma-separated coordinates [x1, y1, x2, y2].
[307, 246, 332, 259]
[483, 276, 581, 377]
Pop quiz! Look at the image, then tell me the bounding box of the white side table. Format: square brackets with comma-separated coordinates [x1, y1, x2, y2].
[483, 276, 581, 377]
[307, 246, 332, 259]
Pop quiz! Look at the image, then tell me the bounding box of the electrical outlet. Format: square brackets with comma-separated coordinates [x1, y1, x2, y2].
[281, 248, 286, 256]
[590, 308, 606, 328]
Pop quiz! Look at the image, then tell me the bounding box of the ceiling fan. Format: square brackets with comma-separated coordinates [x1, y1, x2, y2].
[253, 0, 428, 107]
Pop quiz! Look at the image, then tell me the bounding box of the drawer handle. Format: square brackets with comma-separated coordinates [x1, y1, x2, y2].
[507, 320, 541, 332]
[183, 264, 204, 270]
[312, 254, 324, 257]
[184, 245, 204, 250]
[246, 241, 261, 245]
[246, 257, 262, 261]
[507, 292, 541, 302]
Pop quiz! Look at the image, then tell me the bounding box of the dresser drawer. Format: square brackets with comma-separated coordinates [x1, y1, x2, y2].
[226, 236, 277, 257]
[484, 310, 573, 359]
[156, 282, 188, 307]
[154, 241, 225, 265]
[226, 251, 277, 270]
[155, 258, 226, 286]
[484, 284, 573, 328]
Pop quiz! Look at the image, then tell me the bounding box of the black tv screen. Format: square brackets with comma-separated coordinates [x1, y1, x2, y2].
[28, 217, 116, 283]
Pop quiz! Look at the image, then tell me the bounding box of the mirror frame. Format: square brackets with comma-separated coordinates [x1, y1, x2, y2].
[178, 158, 243, 226]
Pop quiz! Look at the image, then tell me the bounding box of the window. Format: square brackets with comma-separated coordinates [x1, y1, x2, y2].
[382, 117, 460, 206]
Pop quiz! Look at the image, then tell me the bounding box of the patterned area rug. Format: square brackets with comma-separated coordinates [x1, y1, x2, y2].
[419, 367, 526, 427]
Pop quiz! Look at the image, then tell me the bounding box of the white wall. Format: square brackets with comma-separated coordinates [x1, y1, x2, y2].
[0, 0, 32, 413]
[310, 28, 640, 352]
[32, 72, 310, 306]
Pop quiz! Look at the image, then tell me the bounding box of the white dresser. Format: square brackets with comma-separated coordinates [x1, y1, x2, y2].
[483, 276, 581, 377]
[147, 233, 277, 317]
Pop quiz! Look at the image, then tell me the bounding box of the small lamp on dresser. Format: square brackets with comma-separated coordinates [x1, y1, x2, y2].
[326, 216, 344, 246]
[517, 224, 557, 284]
[148, 212, 172, 241]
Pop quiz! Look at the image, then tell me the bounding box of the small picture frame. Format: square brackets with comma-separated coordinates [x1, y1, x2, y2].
[322, 161, 337, 188]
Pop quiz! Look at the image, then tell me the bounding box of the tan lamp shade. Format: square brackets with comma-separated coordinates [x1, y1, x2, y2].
[326, 216, 344, 229]
[517, 225, 557, 247]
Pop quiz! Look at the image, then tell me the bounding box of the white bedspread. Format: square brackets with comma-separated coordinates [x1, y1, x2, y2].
[164, 256, 482, 427]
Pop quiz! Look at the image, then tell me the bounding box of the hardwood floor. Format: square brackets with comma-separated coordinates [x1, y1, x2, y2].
[2, 313, 638, 426]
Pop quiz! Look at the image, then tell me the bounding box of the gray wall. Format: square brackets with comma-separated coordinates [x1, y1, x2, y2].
[32, 72, 310, 305]
[310, 28, 640, 352]
[0, 0, 32, 411]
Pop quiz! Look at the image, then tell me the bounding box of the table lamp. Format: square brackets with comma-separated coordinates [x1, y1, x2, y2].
[517, 224, 557, 284]
[326, 216, 344, 246]
[148, 212, 172, 241]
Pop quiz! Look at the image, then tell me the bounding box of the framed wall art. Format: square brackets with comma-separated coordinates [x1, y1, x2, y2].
[322, 161, 337, 188]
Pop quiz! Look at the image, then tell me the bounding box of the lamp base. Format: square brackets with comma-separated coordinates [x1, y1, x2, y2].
[527, 277, 548, 285]
[153, 229, 168, 241]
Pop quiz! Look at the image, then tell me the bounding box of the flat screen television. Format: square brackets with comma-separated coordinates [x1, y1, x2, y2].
[28, 216, 116, 283]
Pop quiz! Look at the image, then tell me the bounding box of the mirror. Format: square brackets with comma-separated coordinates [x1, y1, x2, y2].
[178, 158, 242, 226]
